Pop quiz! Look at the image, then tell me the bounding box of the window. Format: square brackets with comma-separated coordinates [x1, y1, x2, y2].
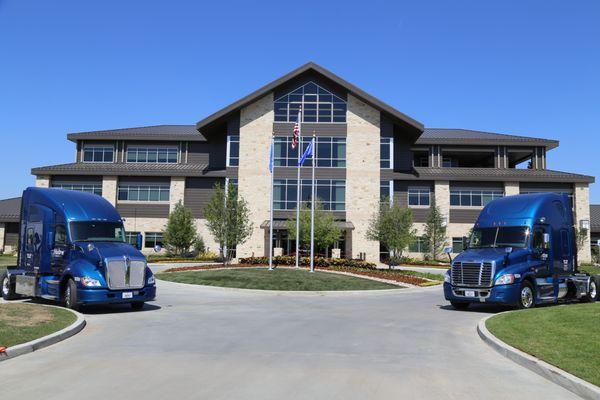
[532, 229, 548, 250]
[470, 226, 529, 248]
[408, 187, 430, 206]
[83, 146, 114, 163]
[380, 180, 394, 203]
[127, 147, 178, 163]
[52, 184, 102, 196]
[442, 157, 456, 168]
[450, 189, 504, 207]
[561, 229, 570, 257]
[380, 137, 393, 169]
[70, 221, 125, 243]
[144, 232, 164, 248]
[273, 136, 345, 167]
[226, 135, 240, 167]
[125, 231, 141, 246]
[409, 236, 429, 253]
[452, 237, 464, 253]
[118, 184, 170, 202]
[273, 179, 345, 211]
[274, 81, 347, 123]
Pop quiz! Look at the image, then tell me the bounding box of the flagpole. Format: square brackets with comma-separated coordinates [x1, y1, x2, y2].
[310, 133, 316, 273]
[268, 135, 275, 271]
[295, 107, 302, 268]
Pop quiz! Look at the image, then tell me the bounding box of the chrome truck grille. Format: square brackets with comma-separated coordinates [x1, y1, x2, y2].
[106, 258, 146, 290]
[451, 262, 494, 287]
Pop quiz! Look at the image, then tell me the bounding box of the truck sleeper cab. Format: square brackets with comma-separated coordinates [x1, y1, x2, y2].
[444, 193, 599, 309]
[0, 187, 156, 310]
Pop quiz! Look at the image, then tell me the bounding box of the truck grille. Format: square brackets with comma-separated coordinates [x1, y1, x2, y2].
[106, 259, 146, 290]
[451, 262, 494, 287]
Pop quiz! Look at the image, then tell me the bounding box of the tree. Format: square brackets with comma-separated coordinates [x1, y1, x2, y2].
[366, 197, 416, 267]
[575, 227, 589, 253]
[203, 182, 253, 265]
[286, 200, 341, 257]
[423, 198, 448, 260]
[163, 201, 199, 256]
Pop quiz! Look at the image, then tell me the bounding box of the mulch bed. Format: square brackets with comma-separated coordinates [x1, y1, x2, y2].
[161, 264, 434, 286]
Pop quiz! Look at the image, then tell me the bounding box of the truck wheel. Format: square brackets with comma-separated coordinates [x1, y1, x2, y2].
[1, 271, 17, 301]
[581, 278, 597, 303]
[130, 302, 144, 311]
[518, 281, 535, 309]
[450, 301, 470, 310]
[63, 279, 80, 311]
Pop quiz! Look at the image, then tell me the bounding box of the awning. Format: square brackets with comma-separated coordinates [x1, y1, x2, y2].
[260, 220, 355, 230]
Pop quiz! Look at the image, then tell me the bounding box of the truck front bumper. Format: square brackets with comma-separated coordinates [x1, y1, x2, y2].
[77, 285, 156, 305]
[443, 282, 520, 306]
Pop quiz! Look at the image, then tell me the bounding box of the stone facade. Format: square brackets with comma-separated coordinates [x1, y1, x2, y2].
[346, 94, 380, 262]
[169, 177, 185, 212]
[35, 175, 50, 188]
[434, 180, 450, 221]
[574, 183, 591, 263]
[235, 93, 274, 258]
[504, 181, 520, 196]
[102, 176, 118, 206]
[0, 222, 5, 253]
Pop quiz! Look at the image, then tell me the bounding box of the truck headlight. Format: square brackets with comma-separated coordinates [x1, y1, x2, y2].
[444, 270, 451, 283]
[494, 274, 515, 285]
[147, 275, 155, 285]
[81, 277, 102, 287]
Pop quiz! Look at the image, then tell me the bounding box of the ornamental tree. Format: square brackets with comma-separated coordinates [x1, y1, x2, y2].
[286, 200, 341, 257]
[423, 198, 448, 260]
[163, 201, 198, 257]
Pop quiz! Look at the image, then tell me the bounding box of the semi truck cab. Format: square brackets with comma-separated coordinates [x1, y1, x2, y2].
[444, 193, 599, 309]
[1, 187, 156, 310]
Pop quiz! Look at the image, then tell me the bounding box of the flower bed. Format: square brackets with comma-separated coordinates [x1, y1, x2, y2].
[239, 256, 376, 269]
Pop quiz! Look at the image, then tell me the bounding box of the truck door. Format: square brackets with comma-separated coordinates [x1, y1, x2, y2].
[50, 222, 69, 274]
[532, 226, 554, 298]
[23, 205, 44, 272]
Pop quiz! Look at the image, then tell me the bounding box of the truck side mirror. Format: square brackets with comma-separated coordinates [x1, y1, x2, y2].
[462, 236, 469, 250]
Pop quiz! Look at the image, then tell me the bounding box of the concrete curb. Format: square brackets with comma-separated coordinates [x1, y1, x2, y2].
[477, 313, 600, 400]
[0, 304, 86, 362]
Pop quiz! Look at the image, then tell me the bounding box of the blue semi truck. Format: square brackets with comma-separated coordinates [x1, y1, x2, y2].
[0, 187, 156, 310]
[444, 192, 599, 309]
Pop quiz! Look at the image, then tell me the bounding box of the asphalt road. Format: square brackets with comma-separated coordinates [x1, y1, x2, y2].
[1, 280, 578, 400]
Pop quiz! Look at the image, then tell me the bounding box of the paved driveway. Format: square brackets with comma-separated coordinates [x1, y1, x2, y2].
[1, 280, 578, 400]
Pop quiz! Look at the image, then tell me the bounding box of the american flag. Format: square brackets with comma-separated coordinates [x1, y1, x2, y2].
[292, 109, 301, 149]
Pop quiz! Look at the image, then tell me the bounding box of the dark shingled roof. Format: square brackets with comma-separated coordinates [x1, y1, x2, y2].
[0, 197, 21, 222]
[31, 162, 220, 177]
[417, 128, 559, 150]
[67, 125, 205, 142]
[590, 205, 600, 231]
[413, 167, 594, 183]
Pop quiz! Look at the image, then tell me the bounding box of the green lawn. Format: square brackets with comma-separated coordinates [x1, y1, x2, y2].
[395, 269, 445, 281]
[0, 254, 17, 272]
[0, 303, 77, 348]
[579, 264, 600, 275]
[486, 303, 600, 386]
[157, 268, 401, 291]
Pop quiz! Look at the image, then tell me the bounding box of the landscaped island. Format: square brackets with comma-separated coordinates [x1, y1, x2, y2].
[0, 303, 76, 348]
[486, 303, 600, 387]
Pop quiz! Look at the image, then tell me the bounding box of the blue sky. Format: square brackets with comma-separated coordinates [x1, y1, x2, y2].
[1, 1, 599, 201]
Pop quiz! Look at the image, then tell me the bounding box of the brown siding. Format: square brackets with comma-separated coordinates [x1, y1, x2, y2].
[51, 176, 102, 186]
[116, 203, 170, 218]
[187, 139, 227, 168]
[274, 167, 345, 180]
[520, 182, 573, 193]
[449, 209, 481, 224]
[394, 180, 433, 223]
[273, 210, 346, 220]
[450, 181, 504, 190]
[273, 122, 347, 136]
[118, 176, 170, 185]
[184, 177, 222, 218]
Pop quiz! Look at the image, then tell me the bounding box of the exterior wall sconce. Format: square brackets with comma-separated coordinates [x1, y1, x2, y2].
[580, 219, 590, 230]
[441, 217, 448, 227]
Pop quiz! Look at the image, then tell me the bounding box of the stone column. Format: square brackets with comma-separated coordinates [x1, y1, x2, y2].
[102, 176, 118, 206]
[504, 181, 519, 196]
[0, 222, 5, 253]
[346, 94, 380, 262]
[434, 181, 450, 221]
[35, 175, 50, 188]
[236, 93, 274, 258]
[169, 177, 186, 213]
[574, 183, 591, 263]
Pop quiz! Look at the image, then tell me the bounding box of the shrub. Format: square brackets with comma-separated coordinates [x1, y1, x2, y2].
[238, 256, 376, 269]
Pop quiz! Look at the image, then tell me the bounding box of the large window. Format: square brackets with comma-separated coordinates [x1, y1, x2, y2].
[380, 137, 393, 169]
[450, 189, 503, 207]
[274, 82, 347, 123]
[452, 237, 464, 253]
[52, 183, 102, 196]
[227, 135, 240, 167]
[83, 146, 114, 163]
[127, 147, 178, 163]
[409, 236, 429, 253]
[118, 184, 170, 202]
[408, 187, 430, 207]
[273, 137, 345, 167]
[144, 232, 164, 248]
[380, 180, 394, 203]
[125, 231, 141, 246]
[274, 179, 345, 211]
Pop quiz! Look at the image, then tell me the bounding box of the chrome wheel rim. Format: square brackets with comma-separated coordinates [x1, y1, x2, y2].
[590, 281, 597, 299]
[2, 277, 9, 296]
[65, 286, 71, 308]
[521, 286, 534, 308]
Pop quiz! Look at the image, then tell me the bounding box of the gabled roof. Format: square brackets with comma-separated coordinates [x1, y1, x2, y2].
[195, 62, 424, 133]
[0, 197, 21, 222]
[67, 125, 205, 142]
[417, 128, 559, 150]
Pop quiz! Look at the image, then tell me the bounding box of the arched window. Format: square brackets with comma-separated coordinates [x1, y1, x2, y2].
[274, 81, 347, 123]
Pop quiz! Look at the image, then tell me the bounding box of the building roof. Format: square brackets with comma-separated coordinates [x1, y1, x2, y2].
[195, 62, 425, 133]
[418, 128, 559, 150]
[67, 125, 206, 142]
[413, 167, 595, 183]
[31, 162, 221, 177]
[0, 197, 21, 223]
[590, 205, 600, 231]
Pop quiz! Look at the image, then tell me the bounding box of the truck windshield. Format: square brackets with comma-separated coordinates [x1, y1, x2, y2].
[470, 226, 529, 248]
[70, 221, 126, 243]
